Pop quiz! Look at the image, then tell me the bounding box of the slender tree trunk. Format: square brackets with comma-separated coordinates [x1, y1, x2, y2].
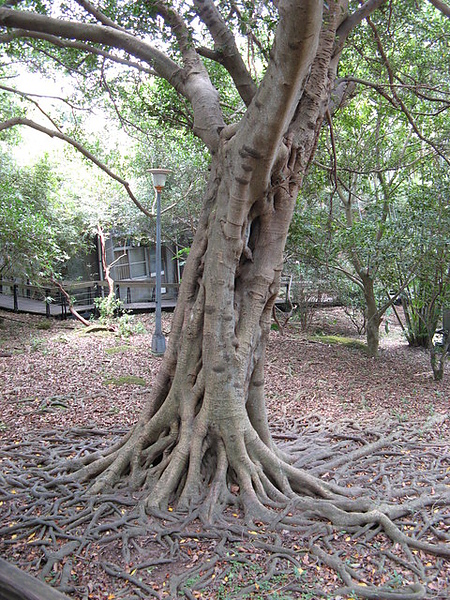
[97, 225, 115, 302]
[362, 275, 381, 357]
[50, 278, 92, 327]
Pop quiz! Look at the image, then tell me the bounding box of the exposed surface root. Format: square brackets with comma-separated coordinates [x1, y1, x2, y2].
[0, 416, 449, 599]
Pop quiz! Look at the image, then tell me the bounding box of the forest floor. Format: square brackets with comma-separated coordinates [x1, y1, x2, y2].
[0, 306, 449, 600]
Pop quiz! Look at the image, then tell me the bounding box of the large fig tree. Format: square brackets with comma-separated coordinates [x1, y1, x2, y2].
[0, 0, 411, 520]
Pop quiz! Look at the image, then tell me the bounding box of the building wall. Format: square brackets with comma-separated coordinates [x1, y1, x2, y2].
[104, 237, 179, 303]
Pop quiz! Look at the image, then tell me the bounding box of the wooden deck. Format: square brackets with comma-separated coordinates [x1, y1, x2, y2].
[0, 276, 294, 318]
[0, 293, 177, 316]
[0, 279, 178, 318]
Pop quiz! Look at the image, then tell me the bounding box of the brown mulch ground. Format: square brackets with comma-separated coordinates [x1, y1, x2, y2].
[1, 306, 447, 437]
[0, 306, 449, 600]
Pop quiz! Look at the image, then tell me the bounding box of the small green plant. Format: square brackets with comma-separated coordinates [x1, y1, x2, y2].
[181, 574, 201, 594]
[94, 294, 124, 322]
[116, 313, 146, 337]
[174, 246, 190, 261]
[30, 336, 47, 353]
[94, 294, 146, 337]
[36, 320, 52, 330]
[392, 409, 408, 422]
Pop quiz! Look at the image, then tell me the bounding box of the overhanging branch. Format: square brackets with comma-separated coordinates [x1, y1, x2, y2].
[427, 0, 450, 18]
[335, 0, 388, 54]
[0, 117, 155, 219]
[0, 30, 157, 75]
[0, 7, 181, 89]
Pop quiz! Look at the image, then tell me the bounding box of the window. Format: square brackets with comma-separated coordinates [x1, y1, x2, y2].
[113, 247, 149, 280]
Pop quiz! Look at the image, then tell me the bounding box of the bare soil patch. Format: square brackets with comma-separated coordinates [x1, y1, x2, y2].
[0, 307, 448, 599]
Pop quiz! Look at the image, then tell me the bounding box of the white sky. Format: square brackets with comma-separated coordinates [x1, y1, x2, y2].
[8, 68, 114, 165]
[8, 70, 70, 163]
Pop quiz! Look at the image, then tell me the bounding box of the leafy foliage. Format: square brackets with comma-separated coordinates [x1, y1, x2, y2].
[287, 0, 450, 354]
[0, 152, 62, 279]
[396, 162, 450, 347]
[93, 294, 146, 337]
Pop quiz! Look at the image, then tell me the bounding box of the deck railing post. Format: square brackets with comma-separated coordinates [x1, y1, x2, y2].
[13, 284, 19, 312]
[61, 294, 67, 320]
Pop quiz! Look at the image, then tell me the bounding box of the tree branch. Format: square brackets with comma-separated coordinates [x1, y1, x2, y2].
[192, 0, 257, 106]
[345, 76, 450, 109]
[98, 61, 152, 141]
[75, 0, 128, 32]
[0, 30, 156, 74]
[426, 0, 450, 18]
[335, 0, 388, 54]
[0, 83, 87, 113]
[0, 5, 225, 150]
[0, 117, 155, 219]
[0, 8, 182, 91]
[150, 0, 224, 149]
[0, 84, 66, 132]
[367, 17, 450, 166]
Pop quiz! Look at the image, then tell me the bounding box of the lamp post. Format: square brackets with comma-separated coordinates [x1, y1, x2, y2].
[149, 168, 171, 355]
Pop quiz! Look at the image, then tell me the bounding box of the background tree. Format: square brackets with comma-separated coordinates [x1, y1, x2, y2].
[0, 149, 88, 280]
[288, 0, 450, 356]
[394, 160, 450, 380]
[289, 104, 421, 356]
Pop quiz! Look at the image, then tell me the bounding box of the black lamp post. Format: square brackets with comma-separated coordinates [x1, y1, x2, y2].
[149, 168, 171, 355]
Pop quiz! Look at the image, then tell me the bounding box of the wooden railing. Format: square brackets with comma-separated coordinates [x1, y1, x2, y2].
[0, 279, 180, 317]
[0, 276, 336, 317]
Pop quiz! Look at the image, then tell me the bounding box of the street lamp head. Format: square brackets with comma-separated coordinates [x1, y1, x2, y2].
[149, 168, 171, 191]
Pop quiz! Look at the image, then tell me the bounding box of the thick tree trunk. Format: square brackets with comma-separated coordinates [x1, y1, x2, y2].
[71, 1, 356, 520]
[76, 151, 336, 520]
